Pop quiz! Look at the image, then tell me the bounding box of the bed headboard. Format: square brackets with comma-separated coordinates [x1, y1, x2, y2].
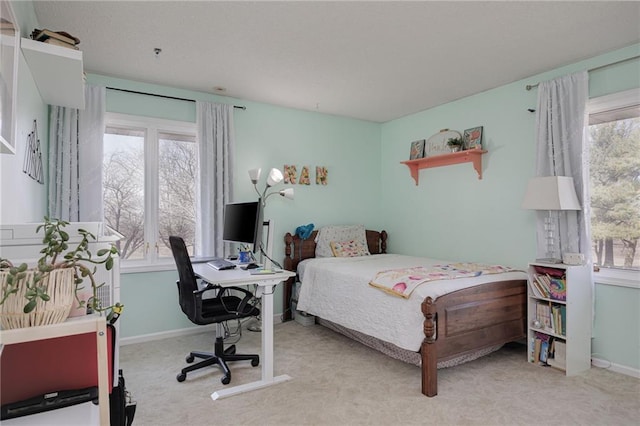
[281, 228, 387, 321]
[283, 229, 387, 273]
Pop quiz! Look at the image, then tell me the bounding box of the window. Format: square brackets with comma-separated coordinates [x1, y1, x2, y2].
[103, 113, 198, 268]
[588, 89, 640, 273]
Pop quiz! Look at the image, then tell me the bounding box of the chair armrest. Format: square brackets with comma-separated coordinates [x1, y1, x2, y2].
[194, 282, 219, 295]
[188, 282, 220, 313]
[231, 287, 256, 314]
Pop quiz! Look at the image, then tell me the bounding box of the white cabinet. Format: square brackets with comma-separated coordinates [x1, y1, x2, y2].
[0, 315, 110, 425]
[527, 262, 591, 375]
[21, 37, 85, 108]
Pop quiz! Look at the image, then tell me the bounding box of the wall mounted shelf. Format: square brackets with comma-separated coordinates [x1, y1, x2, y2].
[401, 149, 487, 185]
[21, 37, 85, 109]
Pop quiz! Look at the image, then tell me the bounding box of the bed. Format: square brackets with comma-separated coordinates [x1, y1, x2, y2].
[283, 227, 528, 397]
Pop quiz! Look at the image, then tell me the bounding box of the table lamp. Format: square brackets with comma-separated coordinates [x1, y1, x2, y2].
[522, 176, 582, 263]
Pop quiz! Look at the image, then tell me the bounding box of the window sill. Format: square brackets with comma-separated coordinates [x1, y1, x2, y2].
[594, 268, 640, 289]
[120, 261, 176, 274]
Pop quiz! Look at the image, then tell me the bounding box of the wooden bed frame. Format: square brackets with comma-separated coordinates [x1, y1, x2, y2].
[283, 229, 527, 397]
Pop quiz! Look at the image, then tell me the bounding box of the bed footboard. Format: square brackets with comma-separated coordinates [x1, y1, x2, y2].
[420, 279, 527, 397]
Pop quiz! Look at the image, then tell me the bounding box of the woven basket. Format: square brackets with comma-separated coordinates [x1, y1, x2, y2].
[0, 268, 75, 329]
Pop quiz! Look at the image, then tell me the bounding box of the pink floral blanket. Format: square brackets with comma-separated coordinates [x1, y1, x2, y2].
[369, 263, 515, 298]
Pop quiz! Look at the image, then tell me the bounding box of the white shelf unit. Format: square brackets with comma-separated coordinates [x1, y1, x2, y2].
[21, 37, 85, 108]
[0, 315, 110, 425]
[527, 262, 592, 375]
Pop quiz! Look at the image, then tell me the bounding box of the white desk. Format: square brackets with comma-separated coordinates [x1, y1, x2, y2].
[191, 264, 295, 400]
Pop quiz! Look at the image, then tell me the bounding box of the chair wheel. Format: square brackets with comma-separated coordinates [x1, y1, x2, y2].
[177, 373, 186, 382]
[251, 358, 259, 367]
[221, 375, 231, 385]
[186, 355, 195, 363]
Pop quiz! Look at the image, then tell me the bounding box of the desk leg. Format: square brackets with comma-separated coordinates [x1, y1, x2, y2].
[211, 283, 291, 400]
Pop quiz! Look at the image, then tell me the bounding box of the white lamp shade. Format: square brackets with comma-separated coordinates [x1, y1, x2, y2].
[522, 176, 582, 211]
[280, 188, 294, 200]
[266, 168, 284, 187]
[248, 168, 261, 185]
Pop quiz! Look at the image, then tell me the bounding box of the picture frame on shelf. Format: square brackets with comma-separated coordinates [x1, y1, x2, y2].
[463, 126, 483, 150]
[409, 139, 425, 160]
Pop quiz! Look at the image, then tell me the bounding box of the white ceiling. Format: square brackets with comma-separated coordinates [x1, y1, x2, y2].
[32, 1, 640, 123]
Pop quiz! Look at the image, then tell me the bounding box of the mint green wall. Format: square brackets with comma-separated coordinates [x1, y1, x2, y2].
[119, 271, 194, 338]
[592, 284, 640, 370]
[380, 44, 640, 371]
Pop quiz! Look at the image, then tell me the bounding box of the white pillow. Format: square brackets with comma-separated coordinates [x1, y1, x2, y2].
[314, 225, 370, 257]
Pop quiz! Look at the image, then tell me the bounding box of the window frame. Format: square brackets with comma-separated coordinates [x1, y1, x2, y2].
[587, 88, 640, 288]
[104, 112, 197, 273]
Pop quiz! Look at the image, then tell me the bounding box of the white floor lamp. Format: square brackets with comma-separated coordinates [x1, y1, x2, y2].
[246, 168, 294, 332]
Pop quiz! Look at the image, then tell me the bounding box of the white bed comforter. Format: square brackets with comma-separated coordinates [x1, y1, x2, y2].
[296, 254, 527, 352]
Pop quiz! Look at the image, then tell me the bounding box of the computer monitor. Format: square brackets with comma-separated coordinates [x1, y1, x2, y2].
[222, 200, 263, 254]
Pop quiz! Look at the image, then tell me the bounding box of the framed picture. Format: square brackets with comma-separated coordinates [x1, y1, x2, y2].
[463, 126, 483, 150]
[409, 139, 425, 160]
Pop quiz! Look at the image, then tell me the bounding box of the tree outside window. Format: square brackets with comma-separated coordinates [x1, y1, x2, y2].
[103, 115, 197, 263]
[589, 112, 640, 270]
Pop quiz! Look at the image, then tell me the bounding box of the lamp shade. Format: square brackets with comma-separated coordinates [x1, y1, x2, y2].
[280, 188, 294, 200]
[522, 176, 582, 211]
[248, 168, 261, 185]
[266, 168, 284, 187]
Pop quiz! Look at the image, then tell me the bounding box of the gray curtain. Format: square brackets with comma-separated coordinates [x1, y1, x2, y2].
[196, 102, 235, 257]
[48, 85, 106, 221]
[534, 71, 591, 260]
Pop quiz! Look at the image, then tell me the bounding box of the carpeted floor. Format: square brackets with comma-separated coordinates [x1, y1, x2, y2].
[120, 321, 639, 426]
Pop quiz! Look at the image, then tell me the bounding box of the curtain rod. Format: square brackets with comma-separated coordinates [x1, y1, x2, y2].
[525, 54, 640, 91]
[106, 87, 246, 110]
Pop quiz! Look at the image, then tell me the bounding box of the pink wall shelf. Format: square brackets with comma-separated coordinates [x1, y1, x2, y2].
[401, 149, 487, 185]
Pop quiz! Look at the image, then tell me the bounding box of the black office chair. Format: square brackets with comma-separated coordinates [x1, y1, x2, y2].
[169, 236, 260, 385]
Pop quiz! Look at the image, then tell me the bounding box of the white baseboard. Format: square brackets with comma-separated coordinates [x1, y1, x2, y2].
[120, 314, 283, 346]
[120, 324, 217, 346]
[591, 358, 640, 379]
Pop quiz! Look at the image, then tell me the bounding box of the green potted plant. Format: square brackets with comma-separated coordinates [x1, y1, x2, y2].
[0, 217, 122, 329]
[446, 137, 464, 152]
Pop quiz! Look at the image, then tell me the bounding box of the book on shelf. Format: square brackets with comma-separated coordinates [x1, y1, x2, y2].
[533, 338, 541, 363]
[534, 300, 565, 336]
[31, 28, 80, 46]
[540, 340, 549, 363]
[547, 340, 566, 370]
[530, 269, 567, 301]
[536, 301, 552, 329]
[43, 38, 79, 50]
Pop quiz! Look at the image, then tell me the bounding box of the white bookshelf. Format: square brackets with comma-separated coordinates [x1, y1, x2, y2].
[527, 262, 592, 375]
